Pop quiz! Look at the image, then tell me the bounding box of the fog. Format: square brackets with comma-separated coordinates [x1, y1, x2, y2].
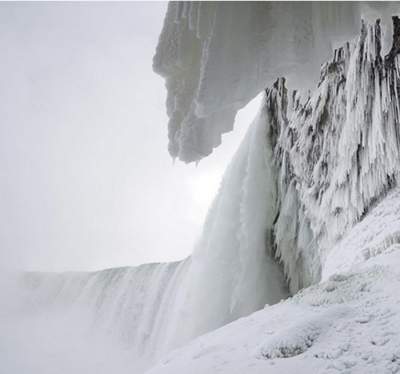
[1, 269, 148, 373]
[0, 2, 258, 272]
[0, 4, 261, 373]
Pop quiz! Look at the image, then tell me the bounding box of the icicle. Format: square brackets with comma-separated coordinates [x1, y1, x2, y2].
[269, 17, 400, 292]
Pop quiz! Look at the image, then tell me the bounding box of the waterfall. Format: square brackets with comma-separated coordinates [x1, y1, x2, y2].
[16, 15, 400, 373]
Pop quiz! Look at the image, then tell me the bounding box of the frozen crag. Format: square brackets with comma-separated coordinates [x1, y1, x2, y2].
[153, 2, 398, 162]
[267, 17, 400, 293]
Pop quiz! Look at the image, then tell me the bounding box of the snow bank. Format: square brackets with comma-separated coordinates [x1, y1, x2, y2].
[153, 2, 398, 162]
[323, 187, 400, 280]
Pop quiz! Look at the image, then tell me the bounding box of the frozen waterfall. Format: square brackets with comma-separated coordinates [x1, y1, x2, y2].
[19, 103, 288, 365]
[15, 7, 400, 374]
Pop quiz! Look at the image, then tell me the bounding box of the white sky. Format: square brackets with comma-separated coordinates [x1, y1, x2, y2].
[0, 2, 260, 272]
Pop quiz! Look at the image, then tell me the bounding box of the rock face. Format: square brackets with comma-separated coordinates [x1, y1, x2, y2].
[267, 18, 400, 293]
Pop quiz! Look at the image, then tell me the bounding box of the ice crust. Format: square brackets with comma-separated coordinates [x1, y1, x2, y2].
[153, 2, 398, 162]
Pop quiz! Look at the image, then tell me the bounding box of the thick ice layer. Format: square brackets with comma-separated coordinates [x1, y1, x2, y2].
[153, 2, 398, 162]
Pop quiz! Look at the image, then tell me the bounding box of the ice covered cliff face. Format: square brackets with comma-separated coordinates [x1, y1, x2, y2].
[153, 2, 398, 162]
[267, 18, 400, 293]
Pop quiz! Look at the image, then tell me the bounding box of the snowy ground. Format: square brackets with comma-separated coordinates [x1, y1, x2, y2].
[147, 251, 400, 374]
[146, 188, 400, 374]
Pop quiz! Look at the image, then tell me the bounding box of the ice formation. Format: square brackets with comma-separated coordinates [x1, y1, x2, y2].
[153, 2, 398, 162]
[267, 17, 400, 292]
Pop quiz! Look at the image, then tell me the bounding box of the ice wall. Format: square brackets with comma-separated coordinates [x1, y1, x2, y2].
[267, 18, 400, 293]
[154, 2, 398, 162]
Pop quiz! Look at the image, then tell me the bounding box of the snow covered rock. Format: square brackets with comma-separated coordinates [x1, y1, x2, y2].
[268, 17, 400, 293]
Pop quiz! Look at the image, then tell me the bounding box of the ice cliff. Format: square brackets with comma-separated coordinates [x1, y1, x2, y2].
[269, 17, 400, 292]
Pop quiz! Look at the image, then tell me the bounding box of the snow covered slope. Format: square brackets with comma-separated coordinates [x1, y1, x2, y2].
[146, 188, 400, 374]
[154, 2, 398, 162]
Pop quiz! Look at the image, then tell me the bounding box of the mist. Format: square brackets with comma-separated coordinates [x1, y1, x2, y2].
[0, 2, 257, 273]
[0, 3, 261, 373]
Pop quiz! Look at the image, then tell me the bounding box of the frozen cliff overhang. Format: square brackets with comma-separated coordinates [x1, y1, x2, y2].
[153, 2, 399, 162]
